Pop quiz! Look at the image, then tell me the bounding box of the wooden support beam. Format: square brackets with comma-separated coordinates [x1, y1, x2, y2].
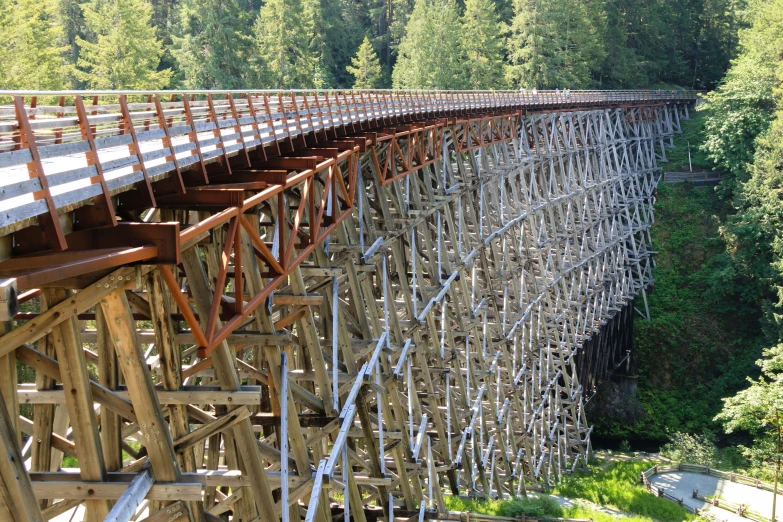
[99, 289, 181, 483]
[31, 481, 202, 501]
[181, 247, 278, 519]
[0, 388, 42, 522]
[44, 287, 112, 520]
[16, 345, 136, 421]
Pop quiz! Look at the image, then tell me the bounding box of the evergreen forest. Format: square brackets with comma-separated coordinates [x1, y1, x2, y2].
[0, 0, 761, 91]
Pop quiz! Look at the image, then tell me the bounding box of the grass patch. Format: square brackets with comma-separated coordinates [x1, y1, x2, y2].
[444, 458, 696, 521]
[552, 458, 696, 522]
[663, 109, 712, 172]
[444, 495, 563, 518]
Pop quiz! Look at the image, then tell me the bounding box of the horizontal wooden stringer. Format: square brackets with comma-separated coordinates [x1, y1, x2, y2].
[0, 90, 693, 522]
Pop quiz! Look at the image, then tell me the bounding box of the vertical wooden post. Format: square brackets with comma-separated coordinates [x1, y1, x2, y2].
[44, 288, 111, 520]
[96, 306, 122, 472]
[99, 290, 181, 483]
[0, 386, 42, 522]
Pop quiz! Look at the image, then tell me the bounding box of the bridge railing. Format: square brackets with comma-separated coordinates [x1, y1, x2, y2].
[0, 89, 698, 239]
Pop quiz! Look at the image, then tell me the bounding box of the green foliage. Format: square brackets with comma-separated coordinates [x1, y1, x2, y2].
[0, 0, 70, 89]
[252, 0, 330, 88]
[716, 341, 783, 467]
[76, 0, 172, 89]
[392, 0, 465, 89]
[553, 459, 697, 521]
[461, 0, 506, 89]
[506, 0, 606, 89]
[0, 0, 756, 90]
[700, 0, 783, 197]
[172, 0, 252, 88]
[663, 109, 712, 172]
[660, 431, 720, 466]
[443, 495, 564, 518]
[701, 3, 783, 470]
[700, 59, 777, 186]
[347, 36, 383, 88]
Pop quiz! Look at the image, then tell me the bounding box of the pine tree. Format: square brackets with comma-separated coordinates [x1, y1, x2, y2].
[173, 0, 252, 88]
[0, 0, 70, 89]
[321, 0, 365, 87]
[506, 0, 605, 89]
[392, 0, 465, 89]
[252, 0, 330, 88]
[76, 0, 171, 89]
[461, 0, 506, 89]
[347, 36, 383, 88]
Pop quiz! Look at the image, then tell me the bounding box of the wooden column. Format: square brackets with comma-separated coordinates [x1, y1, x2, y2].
[44, 288, 111, 521]
[0, 386, 42, 522]
[98, 289, 181, 483]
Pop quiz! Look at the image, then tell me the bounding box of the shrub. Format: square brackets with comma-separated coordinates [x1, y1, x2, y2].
[660, 431, 719, 466]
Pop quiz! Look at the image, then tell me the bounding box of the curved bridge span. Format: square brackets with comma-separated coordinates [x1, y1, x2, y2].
[0, 90, 695, 522]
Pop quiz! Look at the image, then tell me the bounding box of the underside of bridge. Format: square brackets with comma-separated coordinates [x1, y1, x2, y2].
[0, 90, 694, 522]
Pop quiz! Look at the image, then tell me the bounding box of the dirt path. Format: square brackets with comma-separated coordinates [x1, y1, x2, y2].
[650, 471, 782, 522]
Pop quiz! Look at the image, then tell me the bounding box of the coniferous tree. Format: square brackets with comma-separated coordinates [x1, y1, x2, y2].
[173, 0, 252, 88]
[347, 36, 383, 88]
[461, 0, 506, 89]
[392, 0, 465, 89]
[57, 0, 85, 73]
[76, 0, 171, 89]
[0, 0, 70, 89]
[253, 0, 330, 88]
[506, 0, 605, 88]
[321, 0, 365, 87]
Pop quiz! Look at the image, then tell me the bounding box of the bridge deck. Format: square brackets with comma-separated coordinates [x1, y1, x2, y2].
[0, 90, 695, 237]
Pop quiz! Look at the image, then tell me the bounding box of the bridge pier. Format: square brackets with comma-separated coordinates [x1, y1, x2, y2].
[0, 91, 694, 521]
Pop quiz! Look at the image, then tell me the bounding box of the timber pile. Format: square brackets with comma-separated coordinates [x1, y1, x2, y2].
[0, 90, 693, 522]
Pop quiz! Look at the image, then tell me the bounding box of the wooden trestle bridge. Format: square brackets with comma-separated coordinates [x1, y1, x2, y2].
[0, 89, 696, 522]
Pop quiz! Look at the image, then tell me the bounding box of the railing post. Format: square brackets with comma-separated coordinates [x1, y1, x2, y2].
[227, 93, 251, 167]
[13, 96, 67, 251]
[118, 94, 156, 208]
[179, 94, 207, 185]
[206, 93, 233, 174]
[73, 95, 118, 229]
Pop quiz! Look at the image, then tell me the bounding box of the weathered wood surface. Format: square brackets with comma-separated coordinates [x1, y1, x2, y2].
[0, 90, 695, 237]
[0, 97, 692, 521]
